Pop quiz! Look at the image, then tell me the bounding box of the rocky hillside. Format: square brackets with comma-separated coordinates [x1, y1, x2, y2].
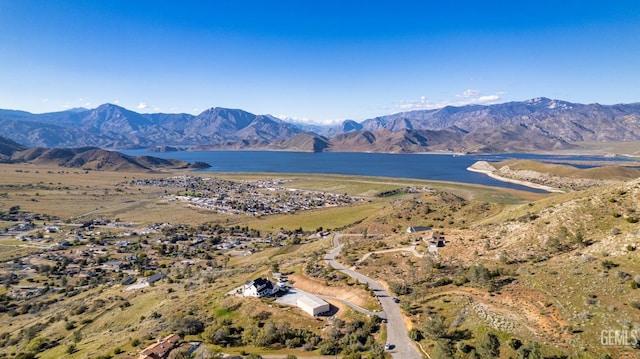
[0, 105, 301, 149]
[361, 97, 640, 142]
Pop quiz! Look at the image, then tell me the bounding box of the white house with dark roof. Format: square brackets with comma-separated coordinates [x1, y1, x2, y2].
[243, 277, 277, 297]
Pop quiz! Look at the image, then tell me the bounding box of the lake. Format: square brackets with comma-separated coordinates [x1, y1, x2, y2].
[122, 150, 637, 193]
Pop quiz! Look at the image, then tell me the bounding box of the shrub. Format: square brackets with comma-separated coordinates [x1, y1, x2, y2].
[434, 277, 453, 287]
[72, 330, 83, 343]
[408, 328, 423, 341]
[467, 264, 491, 288]
[66, 344, 77, 354]
[171, 316, 204, 335]
[423, 315, 447, 339]
[318, 341, 338, 355]
[509, 337, 522, 349]
[477, 332, 500, 358]
[388, 281, 411, 295]
[457, 342, 474, 353]
[25, 337, 49, 354]
[432, 339, 455, 359]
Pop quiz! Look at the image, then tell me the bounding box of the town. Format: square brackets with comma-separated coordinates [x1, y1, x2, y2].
[125, 176, 363, 216]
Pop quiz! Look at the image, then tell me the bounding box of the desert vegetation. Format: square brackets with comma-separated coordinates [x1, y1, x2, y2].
[1, 161, 639, 358]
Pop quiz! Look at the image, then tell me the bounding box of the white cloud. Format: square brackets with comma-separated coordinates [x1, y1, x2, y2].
[275, 114, 309, 123]
[477, 95, 499, 102]
[396, 90, 506, 111]
[113, 100, 120, 104]
[317, 118, 344, 126]
[458, 89, 480, 98]
[137, 102, 149, 109]
[275, 114, 342, 126]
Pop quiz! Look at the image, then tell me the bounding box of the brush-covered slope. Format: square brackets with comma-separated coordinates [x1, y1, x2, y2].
[270, 133, 331, 152]
[477, 159, 640, 191]
[0, 135, 26, 160]
[8, 147, 208, 171]
[475, 177, 640, 261]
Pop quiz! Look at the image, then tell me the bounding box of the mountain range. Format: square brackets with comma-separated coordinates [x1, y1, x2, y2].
[1, 97, 639, 153]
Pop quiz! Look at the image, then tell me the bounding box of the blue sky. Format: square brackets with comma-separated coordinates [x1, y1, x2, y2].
[1, 1, 639, 124]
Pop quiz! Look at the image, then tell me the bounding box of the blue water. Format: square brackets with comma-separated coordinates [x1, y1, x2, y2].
[122, 150, 638, 193]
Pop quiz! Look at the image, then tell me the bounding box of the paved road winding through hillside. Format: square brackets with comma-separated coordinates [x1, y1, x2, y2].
[324, 234, 423, 359]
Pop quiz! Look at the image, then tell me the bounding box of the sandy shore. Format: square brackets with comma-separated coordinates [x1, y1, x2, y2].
[466, 162, 565, 193]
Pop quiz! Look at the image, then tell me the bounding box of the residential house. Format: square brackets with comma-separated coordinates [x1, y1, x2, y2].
[144, 272, 167, 284]
[243, 277, 277, 297]
[102, 260, 124, 271]
[138, 334, 180, 359]
[407, 225, 432, 233]
[431, 232, 446, 247]
[426, 232, 446, 255]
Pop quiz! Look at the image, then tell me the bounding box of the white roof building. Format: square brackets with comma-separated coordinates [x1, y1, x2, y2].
[296, 294, 330, 316]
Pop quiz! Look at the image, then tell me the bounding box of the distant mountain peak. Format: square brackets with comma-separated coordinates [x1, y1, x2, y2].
[95, 103, 127, 111]
[65, 107, 88, 113]
[341, 119, 363, 132]
[527, 97, 549, 102]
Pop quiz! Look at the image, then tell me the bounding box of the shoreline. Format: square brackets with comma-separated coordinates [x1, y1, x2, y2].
[466, 166, 565, 193]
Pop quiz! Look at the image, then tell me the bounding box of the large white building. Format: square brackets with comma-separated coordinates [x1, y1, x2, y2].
[296, 294, 330, 316]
